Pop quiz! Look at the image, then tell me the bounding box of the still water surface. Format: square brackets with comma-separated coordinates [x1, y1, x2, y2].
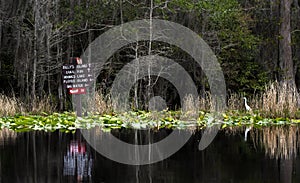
[0, 126, 300, 183]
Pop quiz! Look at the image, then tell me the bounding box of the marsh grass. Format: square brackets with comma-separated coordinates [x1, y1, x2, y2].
[260, 81, 300, 118]
[30, 96, 56, 114]
[198, 92, 212, 111]
[0, 94, 56, 116]
[94, 91, 113, 114]
[0, 94, 24, 116]
[227, 93, 244, 111]
[0, 81, 299, 118]
[220, 81, 300, 118]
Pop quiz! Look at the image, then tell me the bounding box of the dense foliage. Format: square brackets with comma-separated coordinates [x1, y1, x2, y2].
[0, 0, 299, 110]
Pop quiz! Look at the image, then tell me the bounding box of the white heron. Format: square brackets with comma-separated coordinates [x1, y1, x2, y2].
[243, 97, 252, 141]
[243, 97, 252, 111]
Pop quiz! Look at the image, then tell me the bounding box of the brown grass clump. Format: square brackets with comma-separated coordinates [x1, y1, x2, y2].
[94, 91, 113, 114]
[227, 92, 243, 111]
[260, 81, 300, 118]
[0, 94, 24, 116]
[0, 94, 57, 116]
[207, 81, 300, 118]
[198, 92, 212, 111]
[31, 95, 56, 114]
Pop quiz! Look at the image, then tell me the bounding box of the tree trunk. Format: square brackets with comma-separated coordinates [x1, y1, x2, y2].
[32, 0, 41, 99]
[279, 0, 294, 85]
[67, 0, 75, 60]
[294, 0, 300, 88]
[134, 41, 139, 109]
[0, 18, 2, 73]
[0, 0, 3, 73]
[147, 0, 154, 109]
[46, 0, 52, 96]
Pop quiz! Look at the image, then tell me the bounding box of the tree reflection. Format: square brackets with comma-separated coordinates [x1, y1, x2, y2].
[0, 128, 17, 145]
[252, 126, 299, 159]
[252, 126, 300, 183]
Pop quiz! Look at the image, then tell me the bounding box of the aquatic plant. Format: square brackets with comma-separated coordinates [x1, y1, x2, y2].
[0, 110, 299, 133]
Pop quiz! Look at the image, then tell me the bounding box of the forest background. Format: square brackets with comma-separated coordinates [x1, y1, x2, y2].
[0, 0, 299, 115]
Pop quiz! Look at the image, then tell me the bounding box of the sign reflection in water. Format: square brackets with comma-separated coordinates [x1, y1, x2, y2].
[63, 140, 93, 182]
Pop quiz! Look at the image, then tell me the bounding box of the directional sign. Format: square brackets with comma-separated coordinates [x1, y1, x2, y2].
[62, 63, 94, 91]
[69, 88, 86, 94]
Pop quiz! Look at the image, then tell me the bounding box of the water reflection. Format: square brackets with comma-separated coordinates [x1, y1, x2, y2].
[251, 126, 300, 183]
[252, 125, 299, 159]
[0, 126, 300, 183]
[63, 140, 93, 182]
[0, 128, 17, 145]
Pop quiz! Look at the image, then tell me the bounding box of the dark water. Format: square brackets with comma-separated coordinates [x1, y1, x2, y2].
[0, 126, 300, 183]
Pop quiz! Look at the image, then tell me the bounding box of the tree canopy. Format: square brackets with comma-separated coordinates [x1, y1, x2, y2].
[0, 0, 299, 110]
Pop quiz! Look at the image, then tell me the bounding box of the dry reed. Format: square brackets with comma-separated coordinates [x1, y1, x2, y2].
[227, 92, 243, 111]
[0, 94, 24, 116]
[202, 81, 300, 118]
[260, 81, 300, 118]
[31, 96, 56, 114]
[94, 91, 113, 114]
[0, 94, 57, 116]
[0, 81, 298, 117]
[198, 92, 212, 111]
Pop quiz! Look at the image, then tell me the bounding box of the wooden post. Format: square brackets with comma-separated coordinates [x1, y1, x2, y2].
[76, 94, 82, 117]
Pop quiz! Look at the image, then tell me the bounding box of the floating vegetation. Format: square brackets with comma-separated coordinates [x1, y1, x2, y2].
[0, 111, 299, 133]
[0, 112, 77, 133]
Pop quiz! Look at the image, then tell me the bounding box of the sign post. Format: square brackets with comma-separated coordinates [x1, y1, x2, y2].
[62, 58, 94, 117]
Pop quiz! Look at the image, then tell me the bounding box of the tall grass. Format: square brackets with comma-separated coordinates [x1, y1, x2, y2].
[0, 94, 24, 116]
[94, 91, 113, 114]
[0, 94, 56, 116]
[260, 81, 300, 118]
[30, 96, 56, 114]
[223, 81, 300, 118]
[0, 81, 299, 117]
[198, 92, 212, 111]
[227, 92, 243, 111]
